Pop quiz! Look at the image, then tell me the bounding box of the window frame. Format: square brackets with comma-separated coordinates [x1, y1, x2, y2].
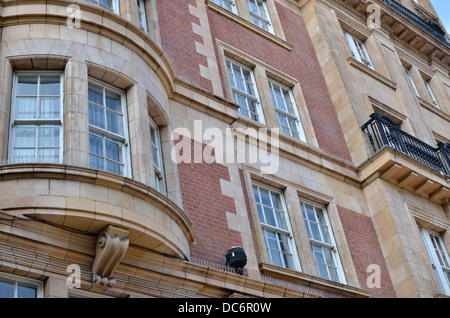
[212, 0, 238, 14]
[246, 0, 275, 34]
[300, 199, 346, 284]
[268, 79, 307, 143]
[88, 79, 131, 177]
[344, 32, 374, 70]
[87, 0, 121, 15]
[419, 227, 450, 296]
[137, 0, 148, 34]
[225, 58, 266, 124]
[149, 118, 166, 194]
[0, 272, 43, 298]
[424, 80, 440, 109]
[8, 71, 65, 165]
[252, 182, 301, 272]
[404, 66, 421, 98]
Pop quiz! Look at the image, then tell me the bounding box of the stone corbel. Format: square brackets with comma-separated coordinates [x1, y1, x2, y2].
[92, 225, 129, 288]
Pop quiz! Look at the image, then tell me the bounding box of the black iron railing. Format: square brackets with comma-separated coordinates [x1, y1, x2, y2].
[380, 0, 450, 48]
[361, 113, 450, 176]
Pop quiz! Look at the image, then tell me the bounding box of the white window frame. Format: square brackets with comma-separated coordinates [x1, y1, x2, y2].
[9, 71, 64, 165]
[0, 272, 43, 298]
[213, 0, 238, 14]
[88, 79, 131, 177]
[300, 199, 346, 284]
[252, 183, 301, 271]
[424, 80, 440, 109]
[268, 80, 307, 143]
[344, 32, 374, 69]
[87, 0, 120, 15]
[419, 227, 450, 296]
[137, 0, 148, 34]
[226, 58, 265, 124]
[404, 66, 421, 98]
[150, 118, 166, 194]
[246, 0, 274, 34]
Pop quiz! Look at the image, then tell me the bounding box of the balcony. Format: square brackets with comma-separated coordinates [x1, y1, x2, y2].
[360, 114, 450, 203]
[380, 0, 450, 48]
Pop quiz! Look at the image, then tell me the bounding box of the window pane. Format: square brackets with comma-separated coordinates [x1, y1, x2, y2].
[14, 149, 35, 163]
[89, 133, 103, 156]
[38, 149, 59, 163]
[17, 75, 38, 96]
[15, 126, 36, 148]
[105, 90, 121, 112]
[106, 160, 121, 175]
[16, 97, 37, 119]
[40, 97, 60, 119]
[88, 84, 104, 105]
[38, 126, 60, 147]
[90, 154, 103, 170]
[105, 138, 120, 162]
[39, 75, 60, 96]
[0, 280, 14, 298]
[89, 103, 105, 129]
[106, 111, 123, 135]
[17, 284, 37, 298]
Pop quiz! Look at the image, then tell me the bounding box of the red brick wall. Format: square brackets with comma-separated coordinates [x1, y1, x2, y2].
[206, 3, 352, 162]
[157, 0, 213, 92]
[157, 1, 352, 162]
[338, 206, 397, 298]
[177, 136, 243, 267]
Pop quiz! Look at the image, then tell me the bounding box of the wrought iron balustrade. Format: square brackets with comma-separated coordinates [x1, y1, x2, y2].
[379, 0, 450, 48]
[361, 113, 450, 176]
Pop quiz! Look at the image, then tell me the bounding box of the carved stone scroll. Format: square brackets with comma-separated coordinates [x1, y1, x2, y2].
[92, 225, 129, 288]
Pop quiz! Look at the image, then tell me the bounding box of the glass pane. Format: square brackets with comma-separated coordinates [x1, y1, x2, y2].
[89, 103, 105, 129]
[105, 89, 121, 112]
[323, 247, 336, 266]
[39, 75, 60, 96]
[317, 263, 329, 280]
[312, 245, 326, 264]
[17, 284, 37, 298]
[329, 266, 339, 282]
[89, 133, 103, 156]
[106, 160, 121, 175]
[16, 97, 37, 119]
[38, 148, 60, 163]
[40, 97, 60, 119]
[105, 138, 120, 162]
[38, 126, 59, 147]
[106, 110, 123, 135]
[17, 75, 38, 96]
[15, 126, 36, 148]
[90, 154, 103, 170]
[14, 149, 35, 163]
[0, 280, 14, 298]
[310, 222, 322, 241]
[256, 204, 264, 223]
[88, 83, 104, 105]
[259, 187, 271, 206]
[263, 206, 276, 227]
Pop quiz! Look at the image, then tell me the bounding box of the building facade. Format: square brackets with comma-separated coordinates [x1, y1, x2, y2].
[0, 0, 447, 299]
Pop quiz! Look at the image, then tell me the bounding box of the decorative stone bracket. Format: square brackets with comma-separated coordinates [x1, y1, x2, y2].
[92, 225, 129, 288]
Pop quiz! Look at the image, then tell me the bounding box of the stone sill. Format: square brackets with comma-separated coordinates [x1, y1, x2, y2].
[347, 57, 397, 91]
[419, 98, 450, 122]
[259, 262, 370, 298]
[206, 0, 293, 51]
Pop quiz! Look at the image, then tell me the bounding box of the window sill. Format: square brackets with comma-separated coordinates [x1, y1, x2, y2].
[418, 98, 450, 122]
[347, 57, 397, 91]
[206, 0, 293, 51]
[259, 262, 370, 298]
